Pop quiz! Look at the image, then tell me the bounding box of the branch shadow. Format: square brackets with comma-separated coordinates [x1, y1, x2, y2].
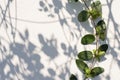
[105, 0, 120, 80]
[0, 1, 74, 80]
[0, 0, 120, 80]
[39, 0, 93, 36]
[0, 0, 54, 80]
[95, 0, 120, 80]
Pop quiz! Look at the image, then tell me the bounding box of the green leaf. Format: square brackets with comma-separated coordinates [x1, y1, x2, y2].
[85, 68, 91, 74]
[81, 34, 95, 45]
[98, 51, 105, 57]
[76, 59, 89, 73]
[78, 10, 90, 22]
[98, 44, 108, 52]
[91, 1, 102, 12]
[95, 44, 108, 61]
[89, 9, 101, 20]
[68, 0, 79, 2]
[70, 74, 77, 80]
[97, 20, 106, 30]
[100, 32, 106, 41]
[91, 67, 104, 77]
[78, 51, 93, 61]
[90, 1, 102, 19]
[84, 68, 92, 78]
[94, 51, 105, 61]
[96, 20, 106, 40]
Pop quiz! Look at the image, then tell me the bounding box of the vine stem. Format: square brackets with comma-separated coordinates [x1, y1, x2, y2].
[82, 0, 96, 28]
[82, 0, 99, 69]
[82, 0, 90, 10]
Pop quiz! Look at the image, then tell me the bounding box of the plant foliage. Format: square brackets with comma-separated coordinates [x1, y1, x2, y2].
[78, 10, 90, 22]
[70, 74, 78, 80]
[78, 51, 93, 61]
[81, 34, 95, 45]
[69, 0, 108, 80]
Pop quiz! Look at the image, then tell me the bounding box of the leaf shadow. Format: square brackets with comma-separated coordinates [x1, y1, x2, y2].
[0, 0, 120, 80]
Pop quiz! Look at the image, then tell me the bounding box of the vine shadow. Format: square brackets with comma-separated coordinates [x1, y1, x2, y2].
[39, 0, 120, 80]
[105, 0, 120, 79]
[0, 0, 77, 80]
[0, 0, 53, 80]
[94, 0, 120, 80]
[0, 0, 120, 80]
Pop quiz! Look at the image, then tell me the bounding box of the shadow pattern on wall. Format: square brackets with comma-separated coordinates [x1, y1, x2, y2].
[0, 1, 74, 79]
[0, 0, 120, 80]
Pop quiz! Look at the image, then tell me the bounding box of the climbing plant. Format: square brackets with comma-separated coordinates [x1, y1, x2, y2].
[69, 0, 108, 80]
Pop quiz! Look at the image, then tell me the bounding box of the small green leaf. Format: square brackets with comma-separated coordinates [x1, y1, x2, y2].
[91, 67, 104, 77]
[96, 20, 106, 40]
[85, 68, 92, 78]
[68, 0, 79, 2]
[90, 1, 102, 19]
[97, 20, 106, 29]
[94, 51, 105, 61]
[89, 9, 101, 20]
[95, 44, 108, 61]
[85, 68, 91, 74]
[78, 51, 93, 61]
[98, 44, 108, 52]
[78, 10, 90, 22]
[91, 1, 102, 12]
[99, 32, 106, 41]
[76, 59, 89, 73]
[98, 51, 105, 57]
[70, 74, 77, 80]
[81, 34, 95, 45]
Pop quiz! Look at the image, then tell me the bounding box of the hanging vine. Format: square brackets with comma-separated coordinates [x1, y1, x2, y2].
[69, 0, 108, 80]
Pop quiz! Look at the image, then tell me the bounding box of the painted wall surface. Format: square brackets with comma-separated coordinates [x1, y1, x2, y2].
[0, 0, 120, 80]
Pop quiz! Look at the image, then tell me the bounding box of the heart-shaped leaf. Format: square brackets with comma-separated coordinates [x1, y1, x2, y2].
[76, 59, 89, 73]
[91, 67, 104, 77]
[81, 34, 95, 45]
[70, 74, 78, 80]
[78, 10, 90, 22]
[78, 51, 93, 61]
[96, 20, 106, 40]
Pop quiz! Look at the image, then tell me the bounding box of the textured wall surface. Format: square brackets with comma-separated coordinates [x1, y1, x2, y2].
[0, 0, 120, 80]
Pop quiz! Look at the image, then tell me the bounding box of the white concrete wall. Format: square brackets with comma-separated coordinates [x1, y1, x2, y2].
[0, 0, 120, 80]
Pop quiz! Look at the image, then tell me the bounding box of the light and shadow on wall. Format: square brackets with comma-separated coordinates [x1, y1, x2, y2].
[0, 0, 120, 80]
